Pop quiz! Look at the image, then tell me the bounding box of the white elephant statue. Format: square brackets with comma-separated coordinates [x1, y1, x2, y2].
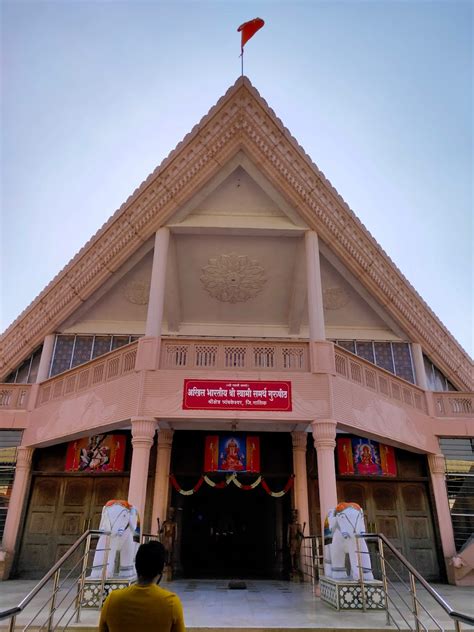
[323, 502, 374, 581]
[89, 500, 141, 579]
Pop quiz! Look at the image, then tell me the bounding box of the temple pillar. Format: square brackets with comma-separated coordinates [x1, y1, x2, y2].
[305, 230, 325, 341]
[36, 334, 56, 383]
[311, 419, 338, 535]
[291, 432, 310, 535]
[145, 227, 170, 338]
[411, 343, 429, 390]
[136, 227, 170, 371]
[428, 453, 457, 579]
[1, 446, 34, 579]
[151, 428, 174, 534]
[128, 418, 157, 526]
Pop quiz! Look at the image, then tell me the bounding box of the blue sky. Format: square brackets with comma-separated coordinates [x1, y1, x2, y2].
[1, 0, 472, 357]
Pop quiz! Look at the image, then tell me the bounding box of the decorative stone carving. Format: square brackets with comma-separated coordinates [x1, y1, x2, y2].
[323, 287, 349, 310]
[200, 253, 266, 303]
[123, 280, 150, 305]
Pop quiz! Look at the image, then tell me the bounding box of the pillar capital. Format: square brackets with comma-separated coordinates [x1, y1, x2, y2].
[16, 446, 34, 469]
[428, 453, 446, 476]
[157, 428, 174, 448]
[131, 417, 157, 445]
[291, 431, 308, 452]
[311, 419, 337, 450]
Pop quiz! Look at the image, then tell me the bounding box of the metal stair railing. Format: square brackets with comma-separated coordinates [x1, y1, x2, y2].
[357, 533, 474, 632]
[302, 531, 474, 631]
[0, 529, 111, 632]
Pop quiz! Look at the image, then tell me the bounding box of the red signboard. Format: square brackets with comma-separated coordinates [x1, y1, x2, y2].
[183, 380, 292, 411]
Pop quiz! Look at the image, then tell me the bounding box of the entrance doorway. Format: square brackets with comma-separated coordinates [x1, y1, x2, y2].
[337, 480, 441, 580]
[16, 475, 129, 578]
[179, 483, 289, 579]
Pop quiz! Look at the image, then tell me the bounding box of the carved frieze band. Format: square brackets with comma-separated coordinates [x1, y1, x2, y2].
[0, 80, 470, 390]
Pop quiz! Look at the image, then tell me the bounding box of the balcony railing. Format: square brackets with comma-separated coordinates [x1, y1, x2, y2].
[160, 338, 309, 372]
[0, 384, 31, 410]
[37, 341, 138, 406]
[433, 392, 473, 417]
[334, 346, 428, 413]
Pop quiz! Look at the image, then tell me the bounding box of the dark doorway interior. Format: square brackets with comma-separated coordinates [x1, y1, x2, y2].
[180, 482, 288, 578]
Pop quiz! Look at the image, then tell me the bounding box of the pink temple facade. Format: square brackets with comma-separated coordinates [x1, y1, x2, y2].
[0, 78, 472, 583]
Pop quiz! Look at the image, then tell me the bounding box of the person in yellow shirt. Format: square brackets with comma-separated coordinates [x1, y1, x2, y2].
[99, 541, 185, 632]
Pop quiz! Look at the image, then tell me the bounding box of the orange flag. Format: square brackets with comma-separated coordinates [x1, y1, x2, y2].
[238, 18, 265, 53]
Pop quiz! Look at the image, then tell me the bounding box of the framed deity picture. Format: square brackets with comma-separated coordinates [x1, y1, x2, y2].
[337, 437, 397, 477]
[65, 434, 126, 472]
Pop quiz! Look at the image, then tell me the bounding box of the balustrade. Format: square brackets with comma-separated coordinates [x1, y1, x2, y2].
[0, 385, 31, 409]
[160, 339, 309, 372]
[434, 393, 473, 417]
[37, 341, 138, 406]
[334, 346, 428, 413]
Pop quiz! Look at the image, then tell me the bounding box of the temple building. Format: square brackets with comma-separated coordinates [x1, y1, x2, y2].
[0, 78, 472, 584]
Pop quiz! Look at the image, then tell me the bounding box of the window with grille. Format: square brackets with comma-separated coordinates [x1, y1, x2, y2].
[49, 334, 141, 377]
[334, 340, 415, 384]
[439, 438, 474, 552]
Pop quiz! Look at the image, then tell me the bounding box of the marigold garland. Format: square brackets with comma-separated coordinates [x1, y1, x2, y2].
[170, 473, 294, 497]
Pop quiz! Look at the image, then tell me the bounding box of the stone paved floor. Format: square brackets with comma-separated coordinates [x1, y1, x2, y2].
[0, 579, 473, 630]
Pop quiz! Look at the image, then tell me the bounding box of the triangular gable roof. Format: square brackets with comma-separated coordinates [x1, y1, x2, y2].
[1, 77, 472, 390]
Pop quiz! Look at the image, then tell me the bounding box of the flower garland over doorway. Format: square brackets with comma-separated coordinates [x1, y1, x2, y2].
[169, 473, 294, 497]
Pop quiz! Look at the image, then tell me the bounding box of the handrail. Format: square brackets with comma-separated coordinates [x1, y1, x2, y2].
[0, 528, 109, 623]
[361, 533, 474, 627]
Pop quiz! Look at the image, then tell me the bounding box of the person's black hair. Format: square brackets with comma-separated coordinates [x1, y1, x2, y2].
[135, 541, 165, 580]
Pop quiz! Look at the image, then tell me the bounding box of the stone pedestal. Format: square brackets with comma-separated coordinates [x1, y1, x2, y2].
[80, 578, 134, 608]
[320, 577, 386, 611]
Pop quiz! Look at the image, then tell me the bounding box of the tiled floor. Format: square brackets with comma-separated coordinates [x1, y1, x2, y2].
[0, 579, 473, 630]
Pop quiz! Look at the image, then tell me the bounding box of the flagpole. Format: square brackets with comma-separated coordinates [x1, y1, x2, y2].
[241, 50, 244, 77]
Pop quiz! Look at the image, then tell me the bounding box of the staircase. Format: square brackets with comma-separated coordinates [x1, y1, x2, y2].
[1, 532, 473, 631]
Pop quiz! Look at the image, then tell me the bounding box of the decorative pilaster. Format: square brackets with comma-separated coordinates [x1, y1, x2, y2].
[291, 432, 310, 536]
[311, 420, 338, 535]
[428, 453, 457, 567]
[411, 343, 429, 390]
[151, 428, 174, 534]
[128, 418, 157, 526]
[36, 334, 56, 383]
[145, 227, 170, 338]
[2, 447, 35, 576]
[305, 230, 325, 341]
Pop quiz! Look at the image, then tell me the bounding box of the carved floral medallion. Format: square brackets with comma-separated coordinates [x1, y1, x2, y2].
[323, 287, 349, 310]
[200, 253, 267, 303]
[123, 280, 150, 305]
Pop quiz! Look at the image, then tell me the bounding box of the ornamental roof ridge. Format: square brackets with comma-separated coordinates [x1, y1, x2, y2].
[0, 77, 472, 389]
